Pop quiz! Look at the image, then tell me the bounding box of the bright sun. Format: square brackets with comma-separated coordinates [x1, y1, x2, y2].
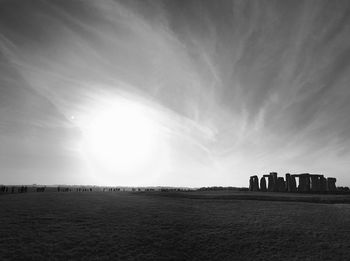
[81, 98, 158, 173]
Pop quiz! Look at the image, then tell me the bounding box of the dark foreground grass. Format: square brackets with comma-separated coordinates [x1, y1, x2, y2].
[0, 192, 350, 260]
[152, 190, 350, 203]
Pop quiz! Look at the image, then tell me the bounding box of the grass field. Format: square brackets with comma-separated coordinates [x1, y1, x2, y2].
[0, 191, 350, 260]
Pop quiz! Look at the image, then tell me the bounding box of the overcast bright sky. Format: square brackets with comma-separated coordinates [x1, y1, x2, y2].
[1, 0, 350, 187]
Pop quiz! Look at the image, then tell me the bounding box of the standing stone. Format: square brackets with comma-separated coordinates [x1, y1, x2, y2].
[287, 173, 297, 192]
[253, 175, 259, 191]
[249, 175, 259, 191]
[267, 175, 275, 192]
[298, 174, 310, 192]
[320, 176, 327, 192]
[277, 177, 286, 192]
[249, 177, 253, 191]
[286, 173, 291, 192]
[260, 177, 267, 192]
[270, 172, 278, 191]
[327, 178, 337, 192]
[310, 175, 321, 192]
[289, 176, 297, 192]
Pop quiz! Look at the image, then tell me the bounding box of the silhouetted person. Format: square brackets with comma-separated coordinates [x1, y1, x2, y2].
[36, 187, 45, 192]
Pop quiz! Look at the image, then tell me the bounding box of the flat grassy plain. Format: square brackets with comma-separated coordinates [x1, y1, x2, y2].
[1, 191, 350, 260]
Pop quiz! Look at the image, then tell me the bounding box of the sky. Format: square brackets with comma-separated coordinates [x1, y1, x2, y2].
[0, 0, 350, 187]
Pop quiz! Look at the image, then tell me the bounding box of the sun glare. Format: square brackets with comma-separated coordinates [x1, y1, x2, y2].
[81, 98, 159, 174]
